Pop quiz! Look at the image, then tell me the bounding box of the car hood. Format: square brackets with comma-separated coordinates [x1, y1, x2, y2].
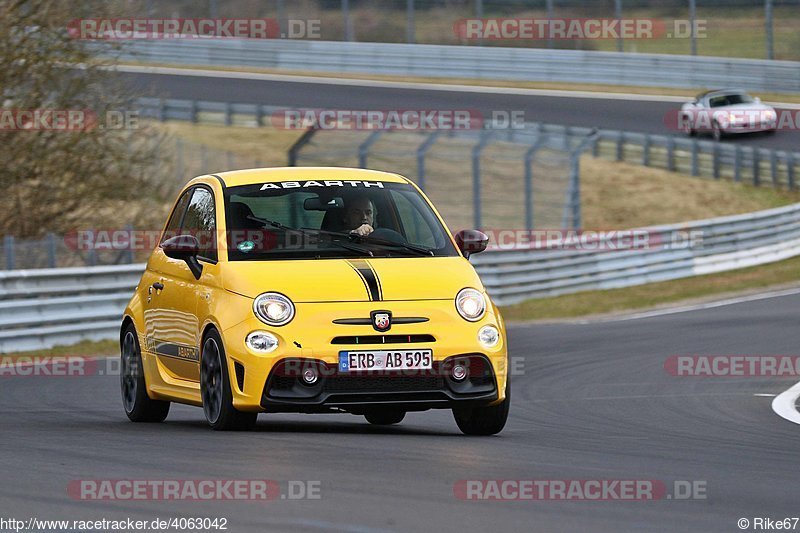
[220, 256, 484, 302]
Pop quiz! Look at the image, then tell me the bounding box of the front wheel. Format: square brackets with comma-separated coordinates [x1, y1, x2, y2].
[453, 379, 510, 436]
[200, 329, 257, 431]
[712, 121, 723, 142]
[120, 325, 170, 422]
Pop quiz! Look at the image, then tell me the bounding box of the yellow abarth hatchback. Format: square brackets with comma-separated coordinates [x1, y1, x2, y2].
[120, 167, 509, 434]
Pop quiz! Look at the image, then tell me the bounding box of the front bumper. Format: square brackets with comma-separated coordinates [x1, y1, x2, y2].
[221, 299, 508, 412]
[261, 354, 498, 413]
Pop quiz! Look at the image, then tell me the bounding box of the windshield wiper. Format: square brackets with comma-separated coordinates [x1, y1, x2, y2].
[358, 234, 434, 256]
[304, 228, 434, 256]
[247, 216, 373, 257]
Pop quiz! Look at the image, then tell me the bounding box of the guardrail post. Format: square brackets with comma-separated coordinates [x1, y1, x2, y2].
[752, 148, 760, 186]
[358, 130, 384, 168]
[190, 101, 199, 123]
[734, 145, 742, 182]
[667, 135, 675, 172]
[406, 0, 415, 44]
[255, 105, 264, 127]
[642, 133, 650, 167]
[46, 233, 57, 268]
[87, 243, 97, 267]
[562, 132, 595, 229]
[124, 224, 134, 264]
[158, 99, 166, 122]
[712, 143, 720, 179]
[770, 151, 778, 187]
[689, 0, 697, 55]
[287, 126, 318, 166]
[416, 130, 441, 192]
[176, 138, 184, 181]
[524, 138, 546, 231]
[691, 139, 699, 176]
[343, 0, 354, 41]
[4, 235, 14, 270]
[472, 130, 494, 228]
[224, 102, 233, 126]
[616, 131, 623, 161]
[591, 134, 599, 158]
[563, 126, 571, 150]
[789, 153, 796, 190]
[765, 0, 774, 60]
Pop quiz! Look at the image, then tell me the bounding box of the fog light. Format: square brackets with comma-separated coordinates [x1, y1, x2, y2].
[452, 363, 468, 381]
[478, 325, 500, 348]
[246, 331, 278, 353]
[302, 367, 318, 385]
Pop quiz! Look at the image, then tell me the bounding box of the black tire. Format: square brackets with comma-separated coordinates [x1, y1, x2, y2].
[453, 379, 510, 436]
[120, 324, 170, 423]
[364, 410, 405, 425]
[712, 121, 722, 142]
[681, 114, 696, 137]
[200, 329, 257, 431]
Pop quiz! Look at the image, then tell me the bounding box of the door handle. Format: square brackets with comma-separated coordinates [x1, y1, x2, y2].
[152, 282, 164, 291]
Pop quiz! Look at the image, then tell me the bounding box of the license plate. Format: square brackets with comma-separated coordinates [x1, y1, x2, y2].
[339, 349, 433, 372]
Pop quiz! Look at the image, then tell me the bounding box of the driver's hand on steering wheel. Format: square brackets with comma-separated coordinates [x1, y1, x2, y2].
[350, 224, 374, 237]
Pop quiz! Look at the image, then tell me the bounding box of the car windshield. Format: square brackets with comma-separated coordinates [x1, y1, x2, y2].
[708, 92, 754, 107]
[224, 179, 459, 260]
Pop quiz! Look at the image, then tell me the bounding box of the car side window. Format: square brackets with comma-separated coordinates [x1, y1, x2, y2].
[182, 187, 218, 262]
[161, 189, 193, 244]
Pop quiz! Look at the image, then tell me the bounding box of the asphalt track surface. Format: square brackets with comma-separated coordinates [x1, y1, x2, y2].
[2, 293, 800, 533]
[120, 71, 800, 152]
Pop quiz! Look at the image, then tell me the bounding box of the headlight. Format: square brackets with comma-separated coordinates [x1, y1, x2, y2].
[456, 288, 486, 322]
[478, 325, 500, 348]
[246, 331, 279, 353]
[253, 292, 295, 326]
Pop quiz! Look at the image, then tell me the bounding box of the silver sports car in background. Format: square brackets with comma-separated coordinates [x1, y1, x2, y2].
[679, 89, 777, 141]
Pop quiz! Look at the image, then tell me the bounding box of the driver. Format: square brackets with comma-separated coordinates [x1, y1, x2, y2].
[342, 195, 376, 237]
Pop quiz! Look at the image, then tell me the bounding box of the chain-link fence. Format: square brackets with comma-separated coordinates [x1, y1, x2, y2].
[124, 0, 800, 60]
[292, 126, 593, 233]
[1, 124, 594, 269]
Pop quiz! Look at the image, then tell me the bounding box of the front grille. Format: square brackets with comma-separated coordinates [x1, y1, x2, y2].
[323, 374, 445, 393]
[331, 334, 435, 345]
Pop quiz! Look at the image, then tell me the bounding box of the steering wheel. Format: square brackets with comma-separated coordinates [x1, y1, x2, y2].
[366, 227, 408, 244]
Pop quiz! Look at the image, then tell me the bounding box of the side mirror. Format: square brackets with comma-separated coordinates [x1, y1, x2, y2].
[454, 229, 489, 258]
[161, 235, 203, 279]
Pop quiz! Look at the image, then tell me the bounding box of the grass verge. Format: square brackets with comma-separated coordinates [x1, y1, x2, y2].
[2, 339, 118, 359]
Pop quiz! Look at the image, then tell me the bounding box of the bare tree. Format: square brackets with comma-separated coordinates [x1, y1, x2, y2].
[0, 0, 169, 238]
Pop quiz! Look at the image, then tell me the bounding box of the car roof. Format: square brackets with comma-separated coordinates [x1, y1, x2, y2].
[209, 167, 410, 188]
[696, 89, 748, 100]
